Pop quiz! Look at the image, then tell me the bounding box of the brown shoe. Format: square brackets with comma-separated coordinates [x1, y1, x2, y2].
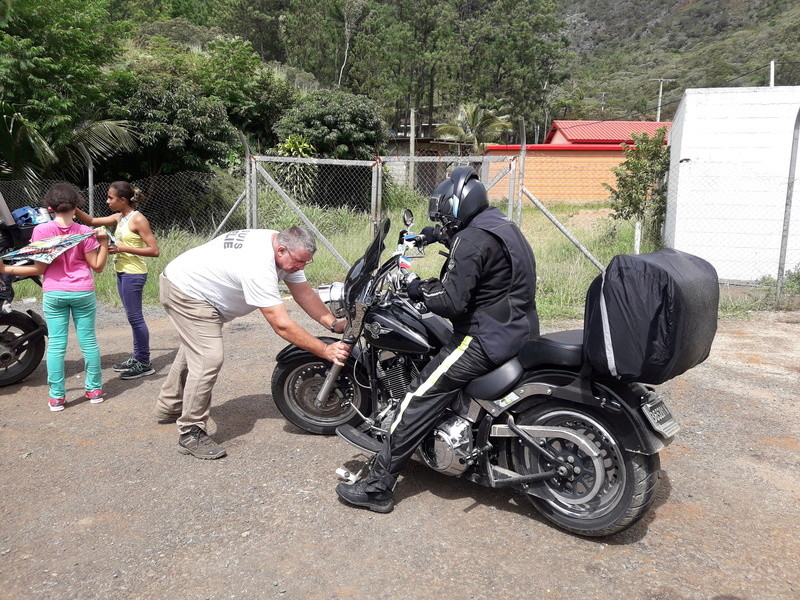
[178, 425, 227, 460]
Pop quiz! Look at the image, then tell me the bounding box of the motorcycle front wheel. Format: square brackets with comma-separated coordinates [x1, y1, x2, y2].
[271, 357, 368, 435]
[509, 402, 661, 537]
[0, 310, 46, 387]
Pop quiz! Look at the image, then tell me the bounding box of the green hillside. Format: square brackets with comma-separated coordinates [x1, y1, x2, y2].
[554, 0, 800, 126]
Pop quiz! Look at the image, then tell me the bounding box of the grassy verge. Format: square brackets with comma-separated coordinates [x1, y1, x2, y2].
[9, 198, 794, 319]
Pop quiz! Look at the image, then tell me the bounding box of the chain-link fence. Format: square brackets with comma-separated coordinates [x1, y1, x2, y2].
[2, 143, 796, 307]
[240, 154, 519, 272]
[0, 172, 240, 236]
[665, 161, 799, 287]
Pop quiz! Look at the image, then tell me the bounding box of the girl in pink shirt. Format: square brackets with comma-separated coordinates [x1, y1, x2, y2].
[0, 184, 110, 411]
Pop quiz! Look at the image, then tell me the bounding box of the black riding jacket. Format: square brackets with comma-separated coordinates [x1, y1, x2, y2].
[413, 207, 539, 364]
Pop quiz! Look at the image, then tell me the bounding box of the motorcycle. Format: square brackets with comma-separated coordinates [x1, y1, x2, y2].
[0, 198, 48, 388]
[272, 210, 703, 536]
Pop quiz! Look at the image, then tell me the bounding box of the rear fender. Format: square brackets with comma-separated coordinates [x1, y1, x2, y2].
[500, 370, 669, 455]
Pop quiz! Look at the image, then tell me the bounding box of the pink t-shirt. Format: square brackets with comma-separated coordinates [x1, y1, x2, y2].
[30, 221, 100, 292]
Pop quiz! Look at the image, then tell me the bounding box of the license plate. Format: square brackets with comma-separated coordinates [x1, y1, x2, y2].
[641, 396, 680, 438]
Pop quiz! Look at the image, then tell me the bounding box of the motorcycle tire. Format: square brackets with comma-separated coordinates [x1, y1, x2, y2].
[271, 356, 368, 435]
[509, 402, 661, 537]
[0, 310, 46, 387]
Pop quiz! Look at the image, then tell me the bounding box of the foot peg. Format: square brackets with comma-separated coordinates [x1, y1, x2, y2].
[335, 424, 383, 454]
[336, 467, 358, 483]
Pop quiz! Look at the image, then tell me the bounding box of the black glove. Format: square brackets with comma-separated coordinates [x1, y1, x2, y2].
[419, 225, 442, 245]
[406, 277, 424, 302]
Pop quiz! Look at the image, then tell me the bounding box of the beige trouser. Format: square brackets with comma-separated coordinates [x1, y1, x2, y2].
[156, 273, 226, 435]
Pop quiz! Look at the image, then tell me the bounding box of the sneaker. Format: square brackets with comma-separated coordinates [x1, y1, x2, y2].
[113, 357, 136, 372]
[178, 425, 227, 460]
[85, 389, 104, 404]
[48, 398, 65, 412]
[335, 480, 394, 513]
[119, 360, 155, 380]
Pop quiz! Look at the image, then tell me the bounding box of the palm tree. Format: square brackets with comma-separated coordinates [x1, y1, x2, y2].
[0, 101, 138, 186]
[0, 101, 56, 183]
[435, 103, 513, 153]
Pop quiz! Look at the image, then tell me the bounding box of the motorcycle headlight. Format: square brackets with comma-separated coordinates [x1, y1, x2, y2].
[317, 281, 346, 318]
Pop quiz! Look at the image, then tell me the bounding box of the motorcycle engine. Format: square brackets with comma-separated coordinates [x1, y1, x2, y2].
[417, 414, 474, 476]
[376, 353, 419, 403]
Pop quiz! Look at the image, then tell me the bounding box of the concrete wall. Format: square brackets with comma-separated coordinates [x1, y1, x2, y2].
[665, 87, 800, 282]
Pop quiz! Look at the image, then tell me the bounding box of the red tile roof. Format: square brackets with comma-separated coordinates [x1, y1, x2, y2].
[544, 120, 671, 144]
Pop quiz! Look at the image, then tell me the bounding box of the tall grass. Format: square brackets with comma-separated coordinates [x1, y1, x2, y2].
[9, 199, 791, 319]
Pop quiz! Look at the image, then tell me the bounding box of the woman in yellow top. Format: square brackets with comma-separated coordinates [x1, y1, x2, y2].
[76, 181, 160, 380]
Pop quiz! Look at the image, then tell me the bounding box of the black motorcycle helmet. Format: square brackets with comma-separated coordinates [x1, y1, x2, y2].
[428, 166, 488, 236]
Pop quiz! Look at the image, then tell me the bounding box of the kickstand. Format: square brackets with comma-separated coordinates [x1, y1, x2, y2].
[336, 455, 375, 484]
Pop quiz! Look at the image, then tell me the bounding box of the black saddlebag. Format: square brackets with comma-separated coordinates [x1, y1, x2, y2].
[583, 248, 719, 385]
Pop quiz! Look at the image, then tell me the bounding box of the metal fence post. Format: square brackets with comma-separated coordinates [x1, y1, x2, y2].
[507, 156, 516, 217]
[409, 108, 416, 190]
[78, 145, 94, 216]
[517, 118, 526, 225]
[370, 159, 379, 234]
[776, 106, 800, 305]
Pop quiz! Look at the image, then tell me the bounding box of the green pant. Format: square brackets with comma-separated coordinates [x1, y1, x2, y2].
[42, 291, 102, 399]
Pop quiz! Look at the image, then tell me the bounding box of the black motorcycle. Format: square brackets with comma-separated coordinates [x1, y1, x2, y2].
[271, 210, 716, 536]
[0, 203, 48, 388]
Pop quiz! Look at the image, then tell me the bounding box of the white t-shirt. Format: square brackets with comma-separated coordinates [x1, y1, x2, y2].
[164, 229, 305, 321]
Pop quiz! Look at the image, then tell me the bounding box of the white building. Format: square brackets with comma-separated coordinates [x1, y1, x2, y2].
[665, 86, 800, 282]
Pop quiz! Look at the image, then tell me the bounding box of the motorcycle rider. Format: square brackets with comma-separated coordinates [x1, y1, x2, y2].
[336, 166, 539, 513]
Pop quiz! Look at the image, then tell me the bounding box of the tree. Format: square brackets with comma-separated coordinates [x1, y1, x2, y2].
[462, 0, 569, 139]
[435, 103, 513, 152]
[213, 0, 288, 62]
[0, 102, 56, 183]
[336, 0, 369, 87]
[273, 89, 386, 209]
[100, 73, 236, 178]
[347, 0, 462, 130]
[274, 89, 386, 160]
[192, 37, 298, 149]
[603, 127, 670, 252]
[0, 0, 124, 146]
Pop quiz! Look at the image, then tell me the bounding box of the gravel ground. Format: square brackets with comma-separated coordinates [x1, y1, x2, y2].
[1, 301, 798, 600]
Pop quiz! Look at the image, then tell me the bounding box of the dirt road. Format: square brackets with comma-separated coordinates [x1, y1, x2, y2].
[1, 303, 798, 600]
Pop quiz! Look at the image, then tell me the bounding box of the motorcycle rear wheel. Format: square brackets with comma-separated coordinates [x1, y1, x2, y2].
[271, 357, 368, 435]
[0, 310, 46, 387]
[509, 402, 661, 537]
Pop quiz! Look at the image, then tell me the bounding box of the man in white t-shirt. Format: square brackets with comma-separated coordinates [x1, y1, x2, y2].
[156, 226, 350, 459]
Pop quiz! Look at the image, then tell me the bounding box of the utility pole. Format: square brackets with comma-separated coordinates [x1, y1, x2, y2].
[650, 78, 676, 121]
[599, 92, 609, 112]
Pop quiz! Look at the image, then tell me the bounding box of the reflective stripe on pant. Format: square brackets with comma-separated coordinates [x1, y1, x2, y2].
[156, 273, 226, 435]
[365, 334, 498, 492]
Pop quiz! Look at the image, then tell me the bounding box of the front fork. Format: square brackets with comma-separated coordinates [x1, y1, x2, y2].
[314, 333, 358, 405]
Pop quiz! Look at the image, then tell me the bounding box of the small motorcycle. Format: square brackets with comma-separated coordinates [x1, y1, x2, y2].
[271, 210, 716, 536]
[0, 294, 47, 387]
[0, 198, 48, 387]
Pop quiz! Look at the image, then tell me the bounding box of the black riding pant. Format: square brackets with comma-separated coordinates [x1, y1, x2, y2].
[365, 334, 498, 492]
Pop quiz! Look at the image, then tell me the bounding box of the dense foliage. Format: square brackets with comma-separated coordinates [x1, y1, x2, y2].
[0, 0, 798, 184]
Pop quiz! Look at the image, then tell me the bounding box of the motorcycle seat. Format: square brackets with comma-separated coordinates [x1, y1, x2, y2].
[465, 358, 523, 401]
[518, 329, 584, 369]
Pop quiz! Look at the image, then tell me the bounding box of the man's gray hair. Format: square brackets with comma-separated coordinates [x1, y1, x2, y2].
[277, 226, 316, 254]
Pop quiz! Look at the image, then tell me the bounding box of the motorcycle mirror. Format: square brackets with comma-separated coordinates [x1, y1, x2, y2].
[401, 208, 414, 227]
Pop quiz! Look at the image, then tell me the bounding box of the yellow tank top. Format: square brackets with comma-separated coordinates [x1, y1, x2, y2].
[114, 211, 148, 274]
